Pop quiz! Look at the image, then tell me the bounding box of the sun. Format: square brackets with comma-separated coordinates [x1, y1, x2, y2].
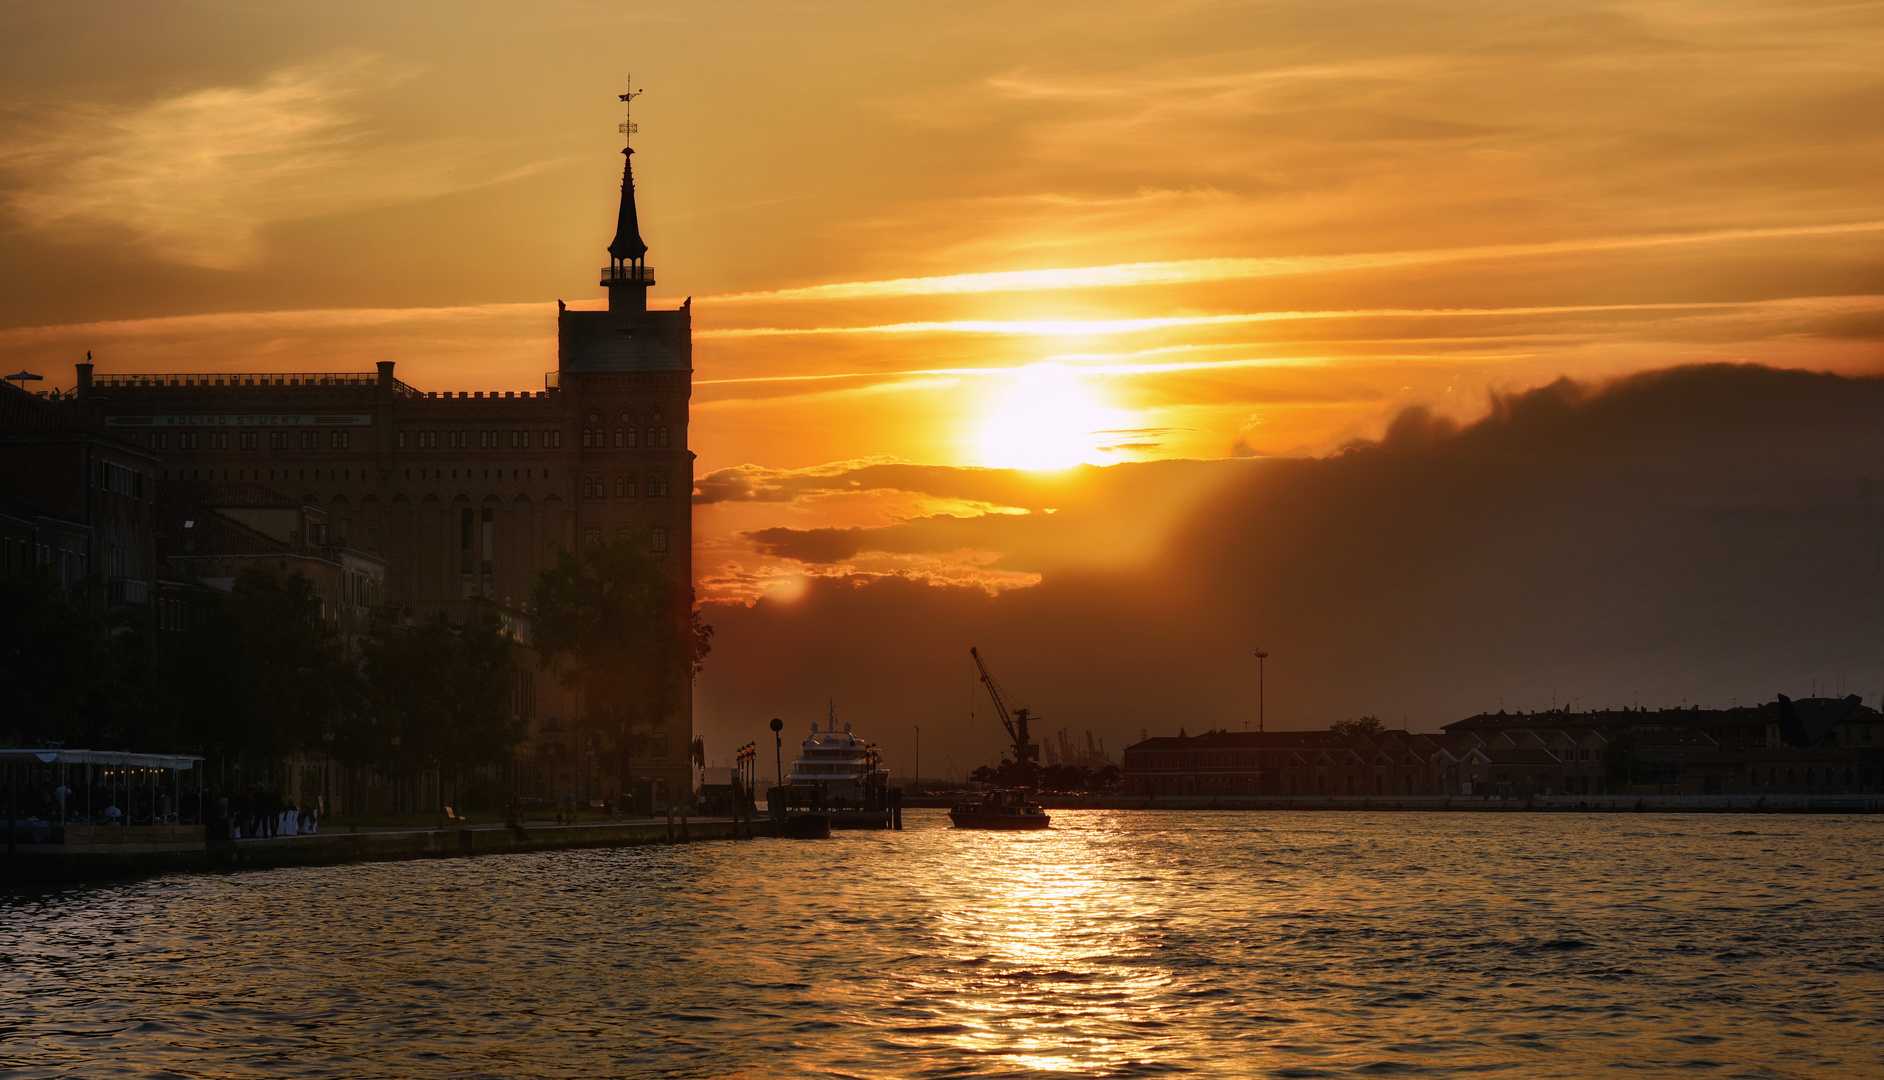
[977, 363, 1130, 470]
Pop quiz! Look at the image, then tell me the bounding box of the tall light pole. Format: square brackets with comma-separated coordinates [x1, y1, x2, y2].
[913, 725, 920, 796]
[769, 717, 784, 804]
[1254, 649, 1269, 733]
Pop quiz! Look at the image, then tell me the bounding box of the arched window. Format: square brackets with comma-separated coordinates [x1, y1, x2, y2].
[623, 475, 637, 498]
[614, 428, 624, 448]
[581, 429, 593, 449]
[581, 478, 593, 499]
[584, 528, 602, 548]
[613, 476, 625, 498]
[651, 527, 668, 554]
[624, 427, 636, 449]
[651, 474, 668, 498]
[658, 426, 670, 448]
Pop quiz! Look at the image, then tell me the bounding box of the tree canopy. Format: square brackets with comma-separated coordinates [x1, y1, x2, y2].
[361, 610, 522, 783]
[531, 534, 712, 786]
[1329, 716, 1385, 738]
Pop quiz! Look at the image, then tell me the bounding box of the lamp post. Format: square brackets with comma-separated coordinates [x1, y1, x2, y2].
[769, 718, 784, 815]
[1254, 649, 1269, 733]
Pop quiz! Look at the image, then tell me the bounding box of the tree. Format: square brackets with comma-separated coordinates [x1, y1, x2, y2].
[177, 568, 361, 766]
[362, 611, 523, 810]
[531, 534, 713, 798]
[0, 570, 110, 747]
[1329, 716, 1384, 739]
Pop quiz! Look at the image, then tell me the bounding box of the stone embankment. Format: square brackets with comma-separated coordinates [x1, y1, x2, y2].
[906, 793, 1884, 813]
[6, 816, 770, 883]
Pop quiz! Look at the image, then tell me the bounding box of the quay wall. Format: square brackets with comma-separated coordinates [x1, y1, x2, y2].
[5, 817, 769, 883]
[905, 794, 1884, 813]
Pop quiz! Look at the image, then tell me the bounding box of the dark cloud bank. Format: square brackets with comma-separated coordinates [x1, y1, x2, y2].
[694, 365, 1884, 773]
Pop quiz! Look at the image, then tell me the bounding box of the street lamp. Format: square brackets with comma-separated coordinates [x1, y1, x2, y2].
[1254, 649, 1269, 733]
[769, 718, 784, 812]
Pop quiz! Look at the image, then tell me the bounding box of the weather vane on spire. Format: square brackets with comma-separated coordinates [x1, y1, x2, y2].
[618, 75, 642, 150]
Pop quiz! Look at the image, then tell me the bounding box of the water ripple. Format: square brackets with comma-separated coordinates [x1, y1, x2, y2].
[2, 811, 1882, 1077]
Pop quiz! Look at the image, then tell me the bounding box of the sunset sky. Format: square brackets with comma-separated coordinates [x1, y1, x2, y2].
[6, 1, 1882, 771]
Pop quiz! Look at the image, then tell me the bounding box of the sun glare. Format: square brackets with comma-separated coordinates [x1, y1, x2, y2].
[977, 363, 1131, 470]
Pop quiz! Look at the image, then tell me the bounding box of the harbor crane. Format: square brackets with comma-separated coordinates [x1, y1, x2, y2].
[969, 647, 1040, 777]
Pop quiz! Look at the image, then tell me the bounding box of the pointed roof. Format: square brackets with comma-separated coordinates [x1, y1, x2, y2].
[607, 148, 647, 261]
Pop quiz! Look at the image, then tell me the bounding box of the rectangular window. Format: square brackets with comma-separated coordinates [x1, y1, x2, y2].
[398, 431, 407, 449]
[270, 431, 287, 450]
[300, 431, 317, 449]
[332, 431, 350, 450]
[449, 431, 459, 449]
[481, 507, 493, 573]
[181, 432, 200, 450]
[460, 507, 474, 574]
[152, 431, 168, 450]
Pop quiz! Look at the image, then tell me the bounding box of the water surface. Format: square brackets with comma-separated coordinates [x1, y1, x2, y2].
[4, 810, 1881, 1077]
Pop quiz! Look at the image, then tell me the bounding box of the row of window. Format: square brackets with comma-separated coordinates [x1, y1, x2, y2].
[580, 426, 671, 449]
[1753, 765, 1875, 788]
[147, 430, 353, 451]
[402, 430, 565, 450]
[582, 526, 669, 554]
[581, 475, 671, 499]
[98, 461, 144, 499]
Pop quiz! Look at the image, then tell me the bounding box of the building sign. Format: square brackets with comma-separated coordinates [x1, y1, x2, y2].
[105, 414, 373, 428]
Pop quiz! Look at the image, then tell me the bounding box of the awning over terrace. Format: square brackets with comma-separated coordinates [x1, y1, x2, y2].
[0, 750, 203, 769]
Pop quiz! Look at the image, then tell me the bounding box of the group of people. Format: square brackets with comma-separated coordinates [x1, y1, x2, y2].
[10, 782, 201, 827]
[216, 788, 321, 839]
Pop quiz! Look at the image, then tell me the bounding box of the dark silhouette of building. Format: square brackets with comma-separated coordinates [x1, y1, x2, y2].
[38, 136, 695, 802]
[0, 381, 160, 604]
[1124, 698, 1884, 798]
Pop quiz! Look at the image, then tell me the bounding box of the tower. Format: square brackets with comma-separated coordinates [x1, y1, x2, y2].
[557, 83, 696, 798]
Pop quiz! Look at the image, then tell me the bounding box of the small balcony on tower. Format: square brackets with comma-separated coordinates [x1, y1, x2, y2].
[600, 263, 656, 287]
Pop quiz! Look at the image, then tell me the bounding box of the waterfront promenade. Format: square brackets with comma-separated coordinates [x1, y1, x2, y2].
[5, 815, 764, 883]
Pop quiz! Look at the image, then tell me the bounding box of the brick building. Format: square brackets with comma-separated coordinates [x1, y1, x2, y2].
[0, 381, 160, 603]
[58, 141, 696, 801]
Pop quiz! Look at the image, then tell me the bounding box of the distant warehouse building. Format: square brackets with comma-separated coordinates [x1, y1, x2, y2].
[1125, 696, 1884, 798]
[1122, 729, 1449, 798]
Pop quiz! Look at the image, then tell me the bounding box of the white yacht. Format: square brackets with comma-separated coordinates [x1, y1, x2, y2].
[785, 711, 887, 804]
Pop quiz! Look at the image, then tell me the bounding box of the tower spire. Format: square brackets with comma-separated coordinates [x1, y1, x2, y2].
[608, 77, 648, 264]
